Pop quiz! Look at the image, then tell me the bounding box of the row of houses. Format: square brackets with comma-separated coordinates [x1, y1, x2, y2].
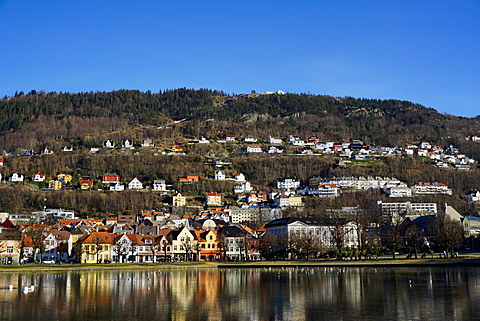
[301, 176, 453, 198]
[2, 199, 479, 264]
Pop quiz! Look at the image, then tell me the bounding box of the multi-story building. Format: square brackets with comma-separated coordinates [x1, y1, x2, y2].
[412, 182, 452, 195]
[264, 217, 358, 249]
[206, 192, 222, 206]
[277, 178, 300, 190]
[172, 193, 187, 207]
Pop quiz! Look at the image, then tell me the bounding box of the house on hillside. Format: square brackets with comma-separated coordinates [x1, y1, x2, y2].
[206, 192, 222, 206]
[122, 140, 133, 148]
[178, 175, 199, 183]
[41, 147, 54, 155]
[152, 180, 168, 192]
[9, 173, 24, 182]
[109, 182, 125, 191]
[102, 174, 121, 184]
[128, 177, 143, 189]
[141, 139, 155, 148]
[246, 144, 263, 153]
[32, 173, 45, 182]
[104, 140, 115, 148]
[172, 193, 186, 207]
[465, 190, 480, 202]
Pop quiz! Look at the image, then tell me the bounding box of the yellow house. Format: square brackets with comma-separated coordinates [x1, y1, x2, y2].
[173, 193, 186, 207]
[57, 174, 73, 184]
[0, 227, 22, 264]
[77, 231, 112, 263]
[141, 139, 155, 148]
[289, 194, 304, 207]
[48, 180, 63, 190]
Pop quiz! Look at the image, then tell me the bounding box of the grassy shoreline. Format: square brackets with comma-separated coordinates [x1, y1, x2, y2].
[2, 253, 480, 272]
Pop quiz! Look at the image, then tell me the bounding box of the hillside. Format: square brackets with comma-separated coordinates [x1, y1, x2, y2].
[0, 89, 480, 217]
[1, 89, 480, 157]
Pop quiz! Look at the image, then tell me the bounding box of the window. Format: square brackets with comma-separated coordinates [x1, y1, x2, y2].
[6, 245, 13, 254]
[173, 245, 177, 251]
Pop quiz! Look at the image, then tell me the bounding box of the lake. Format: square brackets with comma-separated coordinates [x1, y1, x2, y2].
[1, 266, 479, 320]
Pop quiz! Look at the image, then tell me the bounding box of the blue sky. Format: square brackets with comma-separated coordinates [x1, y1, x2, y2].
[1, 1, 479, 117]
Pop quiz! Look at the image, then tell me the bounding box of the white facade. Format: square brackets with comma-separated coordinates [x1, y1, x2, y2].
[234, 181, 252, 194]
[109, 183, 125, 191]
[9, 173, 24, 182]
[383, 184, 412, 197]
[412, 182, 452, 195]
[246, 145, 263, 153]
[214, 170, 225, 181]
[269, 136, 283, 144]
[265, 217, 358, 249]
[152, 180, 168, 191]
[302, 184, 340, 197]
[128, 177, 143, 189]
[277, 178, 300, 190]
[465, 190, 480, 202]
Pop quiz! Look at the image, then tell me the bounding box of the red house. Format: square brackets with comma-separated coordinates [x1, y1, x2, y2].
[101, 174, 121, 184]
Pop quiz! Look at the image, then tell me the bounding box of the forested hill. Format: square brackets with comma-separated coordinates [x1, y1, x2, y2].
[1, 89, 479, 154]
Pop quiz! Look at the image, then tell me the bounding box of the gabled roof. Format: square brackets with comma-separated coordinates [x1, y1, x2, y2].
[0, 219, 15, 228]
[219, 225, 246, 237]
[80, 231, 113, 244]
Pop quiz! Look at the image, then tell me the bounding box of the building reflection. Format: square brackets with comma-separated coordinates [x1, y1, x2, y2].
[0, 267, 480, 320]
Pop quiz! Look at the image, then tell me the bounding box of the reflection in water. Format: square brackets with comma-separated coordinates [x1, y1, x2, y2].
[0, 267, 480, 320]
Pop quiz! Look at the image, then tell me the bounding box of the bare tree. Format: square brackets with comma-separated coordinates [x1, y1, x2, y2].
[27, 226, 48, 263]
[438, 216, 464, 258]
[386, 225, 403, 259]
[405, 224, 424, 259]
[289, 231, 323, 260]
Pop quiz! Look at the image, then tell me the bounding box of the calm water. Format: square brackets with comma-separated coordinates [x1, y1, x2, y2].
[1, 266, 480, 320]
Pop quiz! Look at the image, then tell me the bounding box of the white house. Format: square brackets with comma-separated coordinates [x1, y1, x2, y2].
[465, 190, 480, 202]
[41, 147, 54, 155]
[268, 146, 284, 154]
[234, 173, 246, 182]
[198, 137, 210, 144]
[104, 140, 115, 148]
[277, 178, 301, 190]
[234, 181, 252, 194]
[214, 170, 225, 181]
[31, 173, 45, 182]
[9, 173, 24, 182]
[269, 136, 283, 144]
[122, 140, 133, 148]
[246, 144, 263, 153]
[412, 182, 452, 195]
[128, 177, 143, 189]
[265, 217, 358, 249]
[300, 184, 341, 197]
[244, 136, 258, 143]
[152, 180, 168, 191]
[226, 134, 235, 142]
[109, 183, 125, 191]
[419, 140, 431, 149]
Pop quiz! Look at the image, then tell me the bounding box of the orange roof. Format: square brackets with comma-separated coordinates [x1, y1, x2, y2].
[82, 231, 113, 244]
